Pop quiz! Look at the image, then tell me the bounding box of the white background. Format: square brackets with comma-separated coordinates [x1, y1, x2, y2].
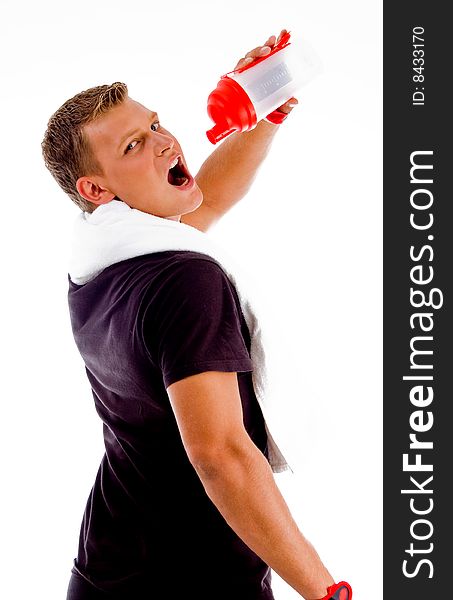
[0, 1, 382, 598]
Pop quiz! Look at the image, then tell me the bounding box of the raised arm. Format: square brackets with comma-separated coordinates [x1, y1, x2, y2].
[167, 370, 334, 600]
[181, 31, 298, 232]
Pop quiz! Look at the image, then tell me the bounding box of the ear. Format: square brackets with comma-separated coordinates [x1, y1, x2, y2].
[76, 176, 116, 206]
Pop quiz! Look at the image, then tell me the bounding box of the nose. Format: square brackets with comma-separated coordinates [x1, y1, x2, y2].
[153, 130, 175, 156]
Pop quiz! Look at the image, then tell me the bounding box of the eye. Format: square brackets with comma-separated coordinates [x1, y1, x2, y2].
[151, 121, 160, 132]
[125, 140, 139, 154]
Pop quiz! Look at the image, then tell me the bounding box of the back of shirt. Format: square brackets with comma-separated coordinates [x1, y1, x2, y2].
[67, 250, 272, 598]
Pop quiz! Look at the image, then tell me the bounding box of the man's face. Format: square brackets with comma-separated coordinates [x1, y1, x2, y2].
[82, 97, 203, 220]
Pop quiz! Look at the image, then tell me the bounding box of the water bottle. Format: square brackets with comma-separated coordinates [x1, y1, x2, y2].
[206, 31, 322, 144]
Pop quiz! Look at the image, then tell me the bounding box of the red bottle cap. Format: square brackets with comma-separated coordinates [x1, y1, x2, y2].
[206, 77, 257, 144]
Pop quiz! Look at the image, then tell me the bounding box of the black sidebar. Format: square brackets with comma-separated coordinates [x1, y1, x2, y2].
[384, 3, 451, 598]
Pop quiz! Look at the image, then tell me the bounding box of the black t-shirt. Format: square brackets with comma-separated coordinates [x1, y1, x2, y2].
[67, 251, 273, 599]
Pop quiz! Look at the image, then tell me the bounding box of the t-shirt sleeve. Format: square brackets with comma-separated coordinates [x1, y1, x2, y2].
[142, 257, 253, 388]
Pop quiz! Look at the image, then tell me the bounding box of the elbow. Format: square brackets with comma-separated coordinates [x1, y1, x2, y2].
[191, 456, 223, 481]
[186, 437, 253, 482]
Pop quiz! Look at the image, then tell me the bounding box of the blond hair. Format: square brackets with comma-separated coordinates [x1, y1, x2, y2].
[41, 82, 128, 212]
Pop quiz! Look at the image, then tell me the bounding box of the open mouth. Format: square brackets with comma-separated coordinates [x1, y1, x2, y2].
[167, 157, 191, 187]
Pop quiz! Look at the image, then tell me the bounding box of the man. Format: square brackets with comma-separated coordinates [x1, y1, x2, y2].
[43, 31, 348, 600]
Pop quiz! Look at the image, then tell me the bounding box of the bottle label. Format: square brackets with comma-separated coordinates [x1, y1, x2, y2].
[244, 62, 293, 103]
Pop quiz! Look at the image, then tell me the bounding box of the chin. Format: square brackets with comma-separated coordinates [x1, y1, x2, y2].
[179, 186, 204, 216]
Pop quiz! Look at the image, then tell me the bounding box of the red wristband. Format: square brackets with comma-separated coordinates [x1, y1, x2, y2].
[264, 108, 288, 125]
[318, 581, 352, 600]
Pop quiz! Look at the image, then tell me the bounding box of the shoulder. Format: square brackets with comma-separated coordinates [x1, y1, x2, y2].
[139, 251, 233, 298]
[68, 251, 234, 318]
[132, 251, 239, 321]
[163, 252, 231, 290]
[70, 250, 229, 293]
[130, 250, 227, 282]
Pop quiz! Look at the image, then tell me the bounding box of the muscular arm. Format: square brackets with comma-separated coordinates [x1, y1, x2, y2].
[167, 370, 334, 600]
[181, 30, 297, 232]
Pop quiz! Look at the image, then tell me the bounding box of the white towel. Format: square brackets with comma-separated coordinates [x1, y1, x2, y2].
[69, 199, 291, 473]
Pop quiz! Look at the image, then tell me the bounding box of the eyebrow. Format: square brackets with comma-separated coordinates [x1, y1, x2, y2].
[118, 111, 158, 152]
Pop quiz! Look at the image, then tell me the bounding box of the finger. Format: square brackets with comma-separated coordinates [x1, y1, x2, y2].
[263, 34, 276, 47]
[235, 35, 281, 71]
[277, 29, 288, 43]
[245, 45, 271, 59]
[275, 97, 299, 114]
[234, 56, 254, 70]
[258, 45, 272, 56]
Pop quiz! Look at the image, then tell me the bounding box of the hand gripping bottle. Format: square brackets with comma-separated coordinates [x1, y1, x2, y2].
[206, 31, 322, 144]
